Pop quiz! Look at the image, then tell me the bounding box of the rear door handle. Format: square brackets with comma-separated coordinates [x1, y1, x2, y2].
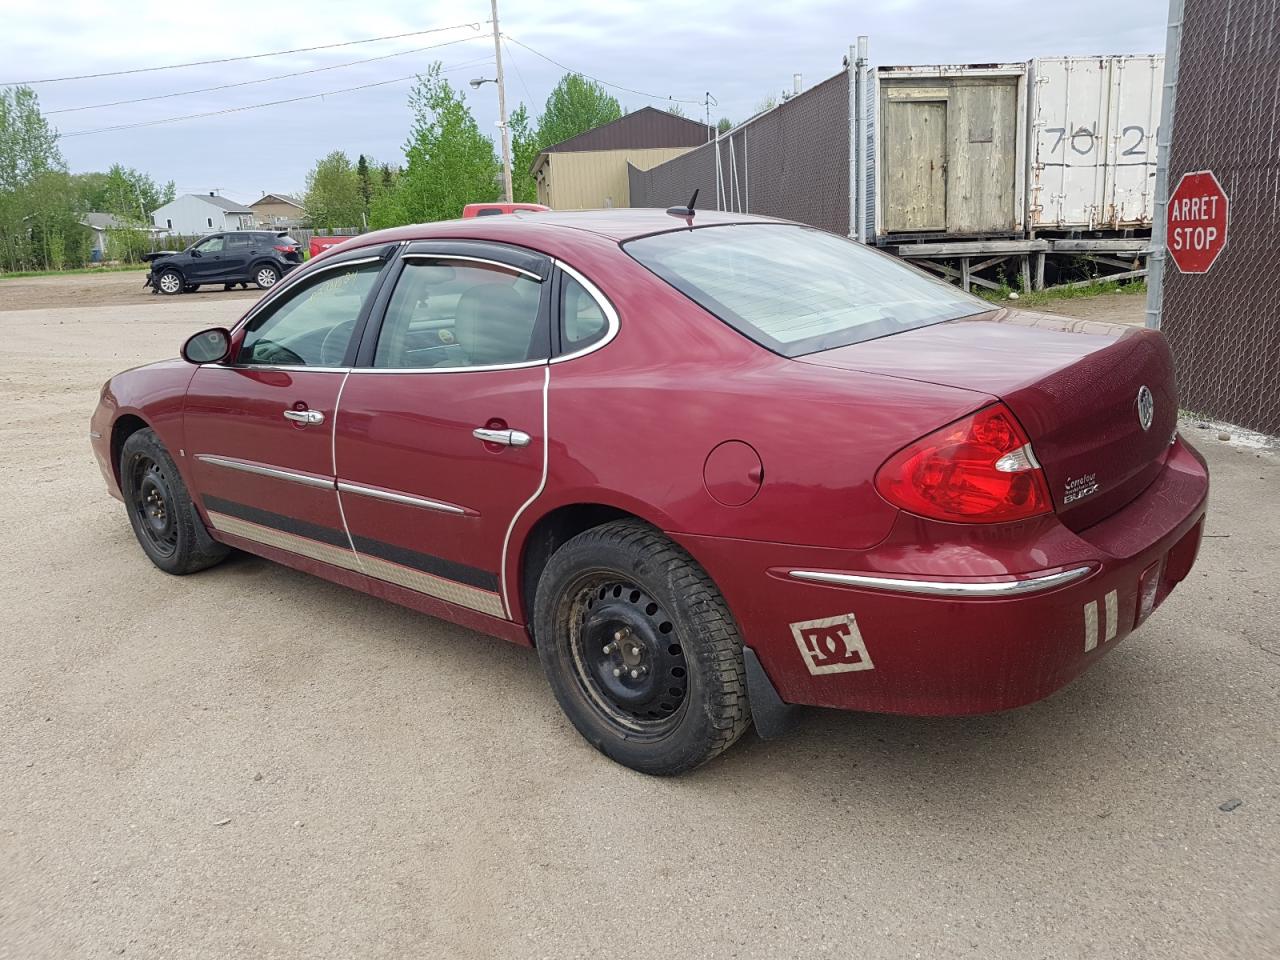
[473, 427, 530, 447]
[283, 409, 325, 425]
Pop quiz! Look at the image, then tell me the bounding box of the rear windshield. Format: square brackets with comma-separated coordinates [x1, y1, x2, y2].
[624, 224, 988, 356]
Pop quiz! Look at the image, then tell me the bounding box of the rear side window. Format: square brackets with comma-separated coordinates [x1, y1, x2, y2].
[374, 259, 546, 369]
[226, 234, 252, 247]
[560, 275, 609, 351]
[624, 224, 987, 357]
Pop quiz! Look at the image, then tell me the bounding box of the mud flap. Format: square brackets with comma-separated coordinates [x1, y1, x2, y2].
[743, 646, 798, 739]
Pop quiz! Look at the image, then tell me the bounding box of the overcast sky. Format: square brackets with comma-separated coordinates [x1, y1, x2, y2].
[2, 0, 1168, 205]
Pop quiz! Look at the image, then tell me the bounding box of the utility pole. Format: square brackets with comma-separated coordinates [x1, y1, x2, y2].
[490, 0, 514, 202]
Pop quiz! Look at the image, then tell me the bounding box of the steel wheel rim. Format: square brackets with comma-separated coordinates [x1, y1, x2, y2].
[159, 273, 180, 293]
[562, 572, 690, 739]
[128, 454, 178, 558]
[257, 268, 276, 286]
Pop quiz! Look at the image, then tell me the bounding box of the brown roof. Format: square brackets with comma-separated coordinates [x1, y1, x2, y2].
[541, 106, 712, 154]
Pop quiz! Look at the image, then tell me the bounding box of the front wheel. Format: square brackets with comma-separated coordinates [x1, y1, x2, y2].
[534, 519, 751, 775]
[155, 269, 183, 295]
[253, 263, 280, 289]
[120, 428, 229, 575]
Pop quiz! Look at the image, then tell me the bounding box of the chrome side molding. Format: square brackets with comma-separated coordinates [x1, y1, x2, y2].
[787, 565, 1094, 598]
[336, 481, 468, 516]
[194, 455, 334, 490]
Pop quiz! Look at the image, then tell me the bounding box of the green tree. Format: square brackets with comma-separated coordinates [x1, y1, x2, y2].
[717, 116, 733, 134]
[303, 151, 364, 229]
[666, 103, 687, 118]
[536, 74, 622, 150]
[0, 86, 87, 271]
[370, 64, 499, 228]
[74, 164, 174, 221]
[509, 103, 539, 204]
[356, 153, 372, 217]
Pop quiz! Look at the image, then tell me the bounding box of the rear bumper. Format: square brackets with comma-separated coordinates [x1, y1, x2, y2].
[674, 437, 1209, 716]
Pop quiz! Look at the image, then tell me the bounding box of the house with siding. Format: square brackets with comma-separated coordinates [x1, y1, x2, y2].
[151, 193, 255, 235]
[532, 107, 712, 210]
[249, 193, 306, 228]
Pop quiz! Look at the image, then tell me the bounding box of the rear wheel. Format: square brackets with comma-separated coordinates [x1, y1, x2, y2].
[120, 428, 229, 575]
[253, 263, 280, 289]
[534, 520, 751, 775]
[156, 269, 183, 295]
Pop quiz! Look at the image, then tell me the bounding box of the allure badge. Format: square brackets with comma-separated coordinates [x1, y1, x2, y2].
[1064, 473, 1100, 505]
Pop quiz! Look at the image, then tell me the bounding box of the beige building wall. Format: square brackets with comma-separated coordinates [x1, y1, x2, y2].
[536, 147, 696, 209]
[252, 200, 305, 225]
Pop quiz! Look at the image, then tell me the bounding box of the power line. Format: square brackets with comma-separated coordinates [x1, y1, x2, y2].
[501, 35, 702, 105]
[47, 35, 485, 114]
[501, 38, 537, 109]
[4, 23, 482, 86]
[59, 57, 494, 138]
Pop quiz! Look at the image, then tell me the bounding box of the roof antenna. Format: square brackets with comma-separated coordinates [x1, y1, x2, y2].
[666, 188, 699, 219]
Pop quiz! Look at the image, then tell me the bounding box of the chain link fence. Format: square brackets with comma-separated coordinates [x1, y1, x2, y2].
[1159, 0, 1280, 435]
[629, 70, 852, 236]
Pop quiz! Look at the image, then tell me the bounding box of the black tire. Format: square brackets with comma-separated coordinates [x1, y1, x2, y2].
[183, 283, 201, 293]
[155, 268, 183, 295]
[120, 428, 229, 575]
[533, 519, 751, 775]
[252, 263, 280, 289]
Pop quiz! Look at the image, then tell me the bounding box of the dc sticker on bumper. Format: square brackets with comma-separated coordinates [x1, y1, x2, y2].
[791, 613, 874, 675]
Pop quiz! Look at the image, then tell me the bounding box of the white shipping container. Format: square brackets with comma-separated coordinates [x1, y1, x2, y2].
[1027, 55, 1164, 230]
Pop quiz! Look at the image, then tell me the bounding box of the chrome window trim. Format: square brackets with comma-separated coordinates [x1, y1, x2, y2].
[550, 259, 620, 364]
[195, 454, 334, 490]
[787, 565, 1094, 598]
[337, 481, 469, 516]
[400, 252, 544, 282]
[348, 358, 548, 376]
[202, 364, 353, 374]
[231, 254, 389, 335]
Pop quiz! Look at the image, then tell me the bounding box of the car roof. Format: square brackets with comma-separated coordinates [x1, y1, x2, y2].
[345, 208, 788, 250]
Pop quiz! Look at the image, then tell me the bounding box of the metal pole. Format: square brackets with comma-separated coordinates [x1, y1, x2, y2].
[1146, 0, 1183, 330]
[855, 36, 869, 242]
[490, 0, 513, 203]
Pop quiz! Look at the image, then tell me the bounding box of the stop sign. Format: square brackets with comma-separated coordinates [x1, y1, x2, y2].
[1167, 170, 1229, 274]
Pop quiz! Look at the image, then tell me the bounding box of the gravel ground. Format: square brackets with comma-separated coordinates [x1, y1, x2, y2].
[0, 270, 263, 311]
[0, 277, 1276, 960]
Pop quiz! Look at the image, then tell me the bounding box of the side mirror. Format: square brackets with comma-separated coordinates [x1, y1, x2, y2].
[182, 327, 232, 365]
[190, 249, 202, 258]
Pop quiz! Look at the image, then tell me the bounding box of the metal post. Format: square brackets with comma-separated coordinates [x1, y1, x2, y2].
[1146, 0, 1184, 330]
[850, 36, 869, 242]
[490, 0, 513, 203]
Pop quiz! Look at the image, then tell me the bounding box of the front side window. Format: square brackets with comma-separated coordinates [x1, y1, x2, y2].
[560, 275, 609, 351]
[238, 260, 383, 367]
[195, 235, 224, 254]
[625, 224, 988, 357]
[374, 259, 545, 369]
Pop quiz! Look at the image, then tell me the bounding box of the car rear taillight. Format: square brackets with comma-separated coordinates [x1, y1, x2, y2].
[274, 245, 294, 254]
[874, 403, 1052, 523]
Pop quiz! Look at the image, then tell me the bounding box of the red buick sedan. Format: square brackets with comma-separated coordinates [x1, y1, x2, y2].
[90, 210, 1209, 774]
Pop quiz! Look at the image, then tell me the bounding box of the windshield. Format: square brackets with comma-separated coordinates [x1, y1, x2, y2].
[624, 224, 988, 357]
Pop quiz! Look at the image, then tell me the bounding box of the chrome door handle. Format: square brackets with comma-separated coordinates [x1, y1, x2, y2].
[283, 409, 325, 425]
[472, 427, 531, 447]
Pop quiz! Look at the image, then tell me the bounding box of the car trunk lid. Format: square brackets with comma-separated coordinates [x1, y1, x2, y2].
[799, 311, 1178, 530]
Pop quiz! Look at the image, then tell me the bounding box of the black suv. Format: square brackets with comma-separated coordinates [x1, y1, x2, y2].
[145, 231, 302, 295]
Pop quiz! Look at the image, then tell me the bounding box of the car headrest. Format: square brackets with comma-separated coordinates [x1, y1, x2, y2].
[454, 284, 533, 365]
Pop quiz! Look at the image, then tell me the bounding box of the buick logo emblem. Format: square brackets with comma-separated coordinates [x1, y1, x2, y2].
[1137, 385, 1155, 431]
